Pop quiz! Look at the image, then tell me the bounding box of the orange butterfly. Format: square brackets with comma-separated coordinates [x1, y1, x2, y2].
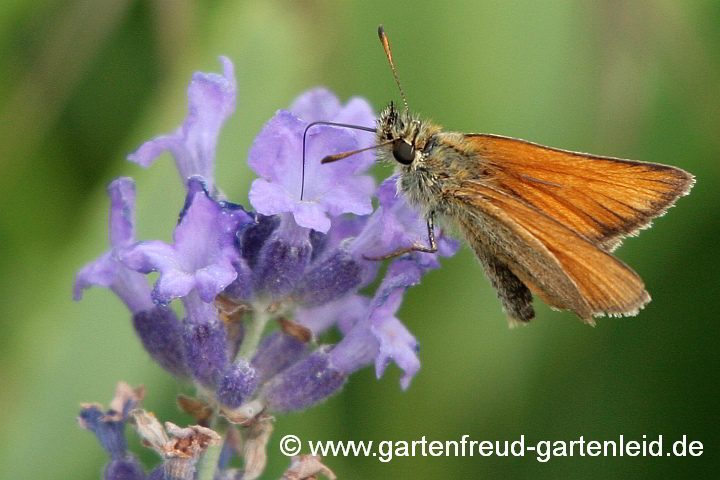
[319, 26, 694, 324]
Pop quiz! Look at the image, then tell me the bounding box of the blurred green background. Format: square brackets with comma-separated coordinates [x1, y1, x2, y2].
[1, 1, 718, 478]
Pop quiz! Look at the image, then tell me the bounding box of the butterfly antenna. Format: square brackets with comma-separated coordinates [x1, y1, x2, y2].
[378, 25, 409, 111]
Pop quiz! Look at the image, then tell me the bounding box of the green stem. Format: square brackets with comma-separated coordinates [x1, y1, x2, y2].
[237, 307, 272, 360]
[194, 412, 226, 480]
[194, 442, 223, 480]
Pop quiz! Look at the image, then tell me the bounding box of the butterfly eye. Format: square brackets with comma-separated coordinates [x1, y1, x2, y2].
[392, 140, 415, 165]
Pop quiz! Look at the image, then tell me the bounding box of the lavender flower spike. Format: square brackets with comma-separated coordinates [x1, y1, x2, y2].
[128, 57, 235, 193]
[73, 58, 466, 478]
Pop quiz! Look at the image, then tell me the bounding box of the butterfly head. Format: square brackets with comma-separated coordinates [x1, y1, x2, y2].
[377, 102, 428, 166]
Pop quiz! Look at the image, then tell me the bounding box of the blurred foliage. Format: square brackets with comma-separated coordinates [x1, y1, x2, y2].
[1, 1, 718, 479]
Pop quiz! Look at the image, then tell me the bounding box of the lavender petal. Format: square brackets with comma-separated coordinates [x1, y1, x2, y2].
[127, 57, 236, 193]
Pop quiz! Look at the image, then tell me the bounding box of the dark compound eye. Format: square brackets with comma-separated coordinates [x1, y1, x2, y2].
[392, 140, 415, 165]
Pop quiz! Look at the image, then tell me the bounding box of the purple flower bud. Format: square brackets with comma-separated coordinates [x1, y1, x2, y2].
[78, 384, 147, 479]
[309, 229, 329, 261]
[262, 348, 347, 413]
[239, 214, 280, 268]
[294, 247, 363, 308]
[149, 467, 166, 480]
[132, 306, 188, 379]
[78, 405, 128, 458]
[104, 458, 147, 480]
[182, 293, 228, 388]
[252, 213, 311, 299]
[222, 257, 254, 302]
[250, 331, 308, 384]
[216, 359, 259, 408]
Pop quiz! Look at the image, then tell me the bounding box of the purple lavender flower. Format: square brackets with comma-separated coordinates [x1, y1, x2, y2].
[248, 88, 376, 233]
[330, 258, 430, 390]
[119, 178, 252, 304]
[127, 56, 235, 193]
[73, 177, 153, 314]
[75, 57, 459, 478]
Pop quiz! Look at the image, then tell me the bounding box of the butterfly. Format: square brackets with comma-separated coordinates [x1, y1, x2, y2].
[312, 26, 694, 324]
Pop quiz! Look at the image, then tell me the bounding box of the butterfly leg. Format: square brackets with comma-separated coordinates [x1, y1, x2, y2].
[363, 213, 438, 261]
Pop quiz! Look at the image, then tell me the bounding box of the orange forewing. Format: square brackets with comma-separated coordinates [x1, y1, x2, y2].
[455, 181, 651, 321]
[465, 135, 694, 251]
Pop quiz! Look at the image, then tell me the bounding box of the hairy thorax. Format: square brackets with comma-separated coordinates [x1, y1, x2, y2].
[375, 103, 492, 218]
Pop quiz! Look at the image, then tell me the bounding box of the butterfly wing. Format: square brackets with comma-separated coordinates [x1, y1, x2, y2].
[464, 134, 694, 251]
[453, 181, 650, 322]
